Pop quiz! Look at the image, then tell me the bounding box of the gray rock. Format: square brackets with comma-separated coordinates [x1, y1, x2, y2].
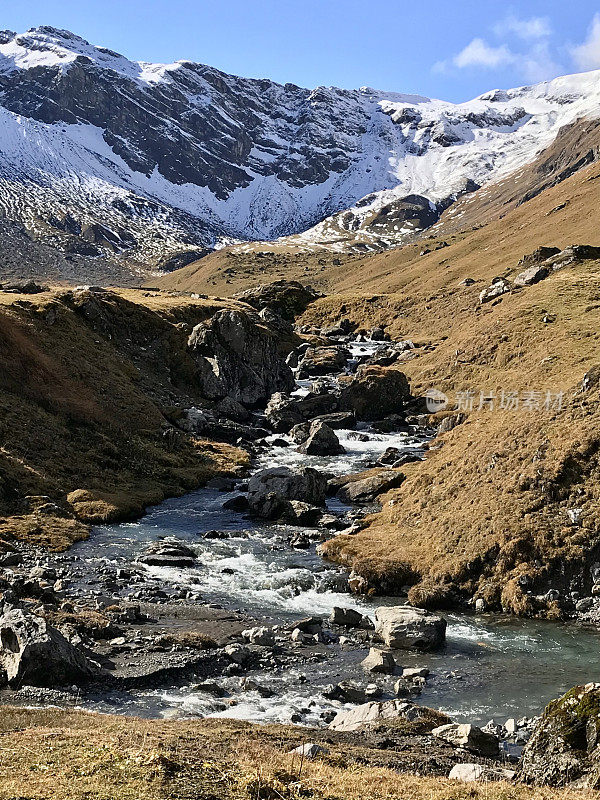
[361, 647, 395, 674]
[223, 643, 251, 665]
[265, 393, 304, 433]
[479, 278, 511, 304]
[0, 608, 97, 688]
[137, 540, 197, 568]
[448, 763, 516, 782]
[437, 413, 467, 434]
[338, 365, 410, 421]
[329, 606, 374, 629]
[247, 466, 328, 518]
[297, 346, 350, 377]
[188, 310, 294, 407]
[329, 700, 419, 732]
[297, 420, 345, 456]
[402, 667, 429, 680]
[375, 606, 446, 650]
[313, 411, 355, 430]
[431, 723, 499, 757]
[242, 627, 275, 647]
[234, 281, 320, 321]
[289, 422, 311, 444]
[289, 743, 328, 758]
[513, 264, 550, 287]
[287, 616, 323, 634]
[329, 469, 406, 505]
[287, 500, 325, 526]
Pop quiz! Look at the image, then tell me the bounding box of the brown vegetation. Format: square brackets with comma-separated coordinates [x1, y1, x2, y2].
[0, 288, 249, 549]
[0, 706, 592, 800]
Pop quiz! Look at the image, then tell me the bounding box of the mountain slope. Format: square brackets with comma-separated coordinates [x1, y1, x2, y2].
[153, 117, 600, 296]
[2, 26, 600, 282]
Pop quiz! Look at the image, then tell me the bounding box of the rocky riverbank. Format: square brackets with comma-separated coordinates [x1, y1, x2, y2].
[2, 278, 600, 796]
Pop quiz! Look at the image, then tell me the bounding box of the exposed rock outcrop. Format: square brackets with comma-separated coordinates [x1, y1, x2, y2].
[0, 608, 97, 688]
[187, 310, 294, 406]
[520, 684, 600, 787]
[329, 469, 405, 504]
[234, 281, 320, 319]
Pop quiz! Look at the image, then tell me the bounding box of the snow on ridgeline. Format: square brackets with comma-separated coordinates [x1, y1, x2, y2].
[0, 25, 599, 260]
[0, 26, 175, 84]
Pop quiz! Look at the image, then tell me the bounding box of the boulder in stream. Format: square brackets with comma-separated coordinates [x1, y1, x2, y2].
[361, 647, 395, 674]
[338, 365, 410, 421]
[297, 420, 345, 456]
[375, 606, 446, 650]
[297, 346, 351, 377]
[329, 606, 374, 629]
[247, 466, 328, 519]
[137, 540, 197, 568]
[265, 393, 304, 433]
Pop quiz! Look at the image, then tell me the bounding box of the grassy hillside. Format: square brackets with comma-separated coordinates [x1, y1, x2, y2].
[0, 288, 248, 550]
[153, 119, 600, 298]
[305, 164, 600, 612]
[149, 144, 600, 614]
[0, 707, 591, 800]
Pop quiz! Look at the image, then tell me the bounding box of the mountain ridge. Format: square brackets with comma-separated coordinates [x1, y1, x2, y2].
[1, 25, 600, 283]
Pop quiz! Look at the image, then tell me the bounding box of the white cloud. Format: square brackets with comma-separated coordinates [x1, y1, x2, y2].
[494, 15, 552, 41]
[520, 42, 562, 83]
[453, 38, 515, 69]
[571, 13, 600, 70]
[432, 14, 564, 83]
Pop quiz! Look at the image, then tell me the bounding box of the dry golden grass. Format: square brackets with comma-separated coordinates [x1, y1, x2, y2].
[0, 707, 591, 800]
[153, 122, 600, 300]
[320, 254, 600, 610]
[0, 288, 249, 549]
[299, 163, 600, 611]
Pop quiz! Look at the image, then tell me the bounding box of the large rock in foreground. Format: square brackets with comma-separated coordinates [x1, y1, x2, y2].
[329, 700, 422, 732]
[375, 606, 446, 650]
[338, 366, 410, 421]
[247, 466, 328, 519]
[520, 683, 600, 787]
[431, 723, 499, 757]
[188, 310, 294, 406]
[0, 608, 97, 688]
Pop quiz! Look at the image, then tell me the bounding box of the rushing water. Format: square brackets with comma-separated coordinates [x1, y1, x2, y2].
[50, 340, 600, 726]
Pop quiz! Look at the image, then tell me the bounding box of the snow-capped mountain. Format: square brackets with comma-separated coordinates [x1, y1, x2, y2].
[1, 25, 600, 279]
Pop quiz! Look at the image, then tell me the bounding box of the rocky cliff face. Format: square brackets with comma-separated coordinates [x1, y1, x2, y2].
[2, 26, 600, 281]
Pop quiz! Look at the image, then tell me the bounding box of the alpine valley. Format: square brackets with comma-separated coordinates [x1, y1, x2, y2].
[2, 24, 600, 800]
[1, 25, 600, 283]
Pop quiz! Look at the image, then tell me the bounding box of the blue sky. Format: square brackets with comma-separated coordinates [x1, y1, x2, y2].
[4, 1, 600, 101]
